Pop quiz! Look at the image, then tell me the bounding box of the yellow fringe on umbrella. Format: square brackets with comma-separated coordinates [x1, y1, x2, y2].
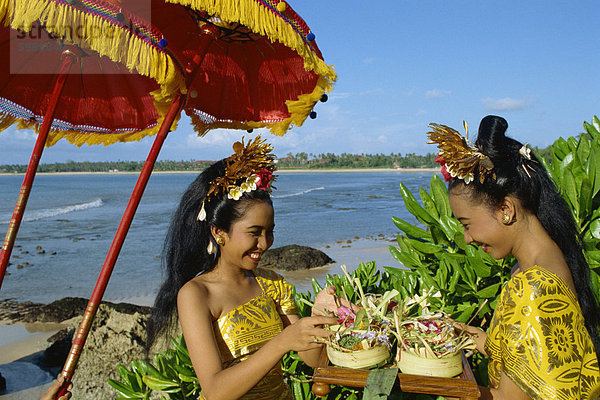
[0, 0, 184, 146]
[177, 0, 337, 137]
[191, 74, 333, 137]
[168, 0, 337, 84]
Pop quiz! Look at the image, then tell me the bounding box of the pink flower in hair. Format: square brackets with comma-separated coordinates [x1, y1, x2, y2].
[434, 156, 452, 182]
[255, 168, 273, 190]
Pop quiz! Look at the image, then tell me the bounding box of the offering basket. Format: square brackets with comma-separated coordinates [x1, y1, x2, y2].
[312, 345, 481, 399]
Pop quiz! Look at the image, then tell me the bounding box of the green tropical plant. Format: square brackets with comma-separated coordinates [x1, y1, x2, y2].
[539, 116, 600, 291]
[108, 335, 200, 399]
[387, 174, 513, 326]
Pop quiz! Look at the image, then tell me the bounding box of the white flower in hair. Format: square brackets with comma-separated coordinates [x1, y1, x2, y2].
[240, 182, 251, 193]
[228, 186, 243, 200]
[246, 175, 259, 189]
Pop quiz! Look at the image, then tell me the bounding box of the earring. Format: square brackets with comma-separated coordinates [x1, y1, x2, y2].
[502, 214, 510, 224]
[216, 237, 225, 245]
[207, 240, 216, 255]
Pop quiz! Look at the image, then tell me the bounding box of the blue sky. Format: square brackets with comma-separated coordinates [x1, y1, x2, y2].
[2, 0, 599, 164]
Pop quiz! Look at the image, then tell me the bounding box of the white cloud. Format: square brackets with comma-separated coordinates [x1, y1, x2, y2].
[362, 57, 375, 65]
[425, 89, 451, 99]
[359, 88, 384, 97]
[481, 97, 527, 111]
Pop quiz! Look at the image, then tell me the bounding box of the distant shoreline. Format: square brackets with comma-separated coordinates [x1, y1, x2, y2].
[0, 167, 439, 176]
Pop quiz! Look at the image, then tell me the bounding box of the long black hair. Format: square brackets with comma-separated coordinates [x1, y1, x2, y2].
[449, 115, 600, 359]
[145, 160, 273, 351]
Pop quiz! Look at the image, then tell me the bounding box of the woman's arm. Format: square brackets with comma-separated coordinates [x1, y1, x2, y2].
[479, 372, 531, 400]
[178, 282, 335, 400]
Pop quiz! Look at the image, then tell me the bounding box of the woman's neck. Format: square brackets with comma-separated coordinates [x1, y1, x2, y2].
[511, 213, 564, 272]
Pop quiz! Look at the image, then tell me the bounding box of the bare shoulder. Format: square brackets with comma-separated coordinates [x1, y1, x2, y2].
[178, 277, 210, 312]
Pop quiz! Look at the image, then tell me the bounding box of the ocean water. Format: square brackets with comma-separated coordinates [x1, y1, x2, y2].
[0, 171, 436, 304]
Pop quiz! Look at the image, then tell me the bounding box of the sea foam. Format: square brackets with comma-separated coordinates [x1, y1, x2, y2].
[272, 186, 324, 199]
[1, 198, 104, 223]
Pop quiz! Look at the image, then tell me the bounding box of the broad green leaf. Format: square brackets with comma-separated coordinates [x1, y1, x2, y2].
[552, 137, 570, 160]
[389, 245, 420, 267]
[178, 374, 197, 383]
[399, 183, 437, 225]
[416, 266, 438, 291]
[585, 118, 600, 141]
[435, 260, 448, 290]
[392, 217, 432, 239]
[562, 168, 579, 218]
[577, 134, 591, 162]
[579, 177, 592, 222]
[448, 269, 460, 292]
[452, 303, 477, 323]
[311, 279, 323, 295]
[475, 283, 501, 299]
[430, 174, 451, 217]
[107, 379, 144, 399]
[567, 136, 579, 152]
[405, 237, 444, 254]
[452, 231, 467, 250]
[437, 215, 461, 241]
[420, 187, 440, 220]
[587, 146, 600, 198]
[560, 152, 575, 170]
[587, 250, 600, 262]
[142, 376, 178, 391]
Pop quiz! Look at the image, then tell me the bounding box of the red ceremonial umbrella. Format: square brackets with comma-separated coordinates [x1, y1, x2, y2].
[152, 0, 336, 136]
[0, 0, 186, 287]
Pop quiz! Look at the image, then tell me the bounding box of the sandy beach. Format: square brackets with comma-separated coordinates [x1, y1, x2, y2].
[0, 167, 439, 176]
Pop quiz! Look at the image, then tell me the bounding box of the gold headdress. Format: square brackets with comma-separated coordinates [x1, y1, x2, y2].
[197, 136, 277, 221]
[427, 122, 495, 184]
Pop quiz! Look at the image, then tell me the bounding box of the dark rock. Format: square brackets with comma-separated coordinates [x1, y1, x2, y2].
[259, 245, 333, 271]
[43, 329, 74, 368]
[0, 372, 5, 391]
[0, 298, 151, 324]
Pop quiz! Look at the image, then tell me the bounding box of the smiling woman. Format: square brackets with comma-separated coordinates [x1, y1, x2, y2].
[429, 116, 600, 399]
[144, 137, 337, 400]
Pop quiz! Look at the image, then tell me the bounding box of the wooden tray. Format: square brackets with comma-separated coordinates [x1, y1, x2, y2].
[312, 347, 481, 400]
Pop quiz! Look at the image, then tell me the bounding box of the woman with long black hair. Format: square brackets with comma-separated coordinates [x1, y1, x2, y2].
[145, 137, 336, 400]
[429, 115, 600, 399]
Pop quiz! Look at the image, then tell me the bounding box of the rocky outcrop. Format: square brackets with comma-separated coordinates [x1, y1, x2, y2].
[0, 298, 153, 400]
[259, 245, 333, 271]
[69, 303, 151, 399]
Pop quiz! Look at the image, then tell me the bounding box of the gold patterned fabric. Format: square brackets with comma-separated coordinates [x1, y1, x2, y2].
[201, 268, 297, 400]
[485, 266, 600, 399]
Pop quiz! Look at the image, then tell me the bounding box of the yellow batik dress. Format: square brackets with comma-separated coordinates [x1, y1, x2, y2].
[200, 268, 297, 400]
[485, 265, 600, 399]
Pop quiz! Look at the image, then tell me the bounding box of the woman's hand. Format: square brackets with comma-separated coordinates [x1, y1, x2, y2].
[312, 286, 361, 316]
[276, 315, 338, 353]
[453, 321, 487, 356]
[40, 377, 72, 400]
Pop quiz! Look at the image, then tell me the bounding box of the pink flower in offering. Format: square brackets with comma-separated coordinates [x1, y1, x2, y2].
[336, 305, 355, 326]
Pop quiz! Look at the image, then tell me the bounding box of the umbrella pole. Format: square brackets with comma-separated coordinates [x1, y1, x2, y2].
[0, 51, 77, 289]
[56, 93, 183, 398]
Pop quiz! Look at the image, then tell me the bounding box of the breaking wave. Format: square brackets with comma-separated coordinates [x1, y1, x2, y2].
[1, 198, 104, 223]
[272, 187, 325, 199]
